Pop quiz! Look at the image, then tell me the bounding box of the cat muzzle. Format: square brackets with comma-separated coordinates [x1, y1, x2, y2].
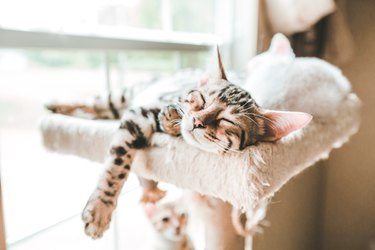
[192, 117, 206, 130]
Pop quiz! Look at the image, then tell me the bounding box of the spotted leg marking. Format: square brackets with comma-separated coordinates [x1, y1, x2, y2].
[82, 107, 161, 239]
[136, 104, 183, 204]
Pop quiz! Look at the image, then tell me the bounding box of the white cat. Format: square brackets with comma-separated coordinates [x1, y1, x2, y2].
[144, 202, 194, 250]
[231, 33, 353, 237]
[244, 33, 351, 118]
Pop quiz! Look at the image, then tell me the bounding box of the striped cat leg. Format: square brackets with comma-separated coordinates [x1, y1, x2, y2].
[82, 107, 161, 239]
[137, 104, 182, 203]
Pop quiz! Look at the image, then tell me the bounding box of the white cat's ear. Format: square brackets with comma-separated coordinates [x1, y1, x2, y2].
[143, 203, 157, 218]
[260, 110, 312, 141]
[269, 33, 294, 56]
[199, 46, 228, 87]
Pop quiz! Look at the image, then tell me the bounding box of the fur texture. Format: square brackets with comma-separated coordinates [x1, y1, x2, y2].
[245, 33, 351, 118]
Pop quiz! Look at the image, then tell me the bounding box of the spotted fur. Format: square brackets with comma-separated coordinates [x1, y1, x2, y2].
[46, 90, 128, 120]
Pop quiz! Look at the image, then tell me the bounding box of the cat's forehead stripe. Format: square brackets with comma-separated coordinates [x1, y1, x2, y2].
[217, 84, 253, 106]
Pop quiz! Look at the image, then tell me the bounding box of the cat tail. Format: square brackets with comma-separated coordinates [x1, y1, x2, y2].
[231, 200, 270, 237]
[231, 208, 259, 237]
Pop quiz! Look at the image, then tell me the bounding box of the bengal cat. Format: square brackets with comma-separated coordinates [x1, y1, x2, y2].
[47, 49, 312, 239]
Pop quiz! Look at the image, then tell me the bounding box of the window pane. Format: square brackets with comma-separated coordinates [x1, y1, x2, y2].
[0, 48, 207, 248]
[98, 50, 208, 90]
[0, 49, 105, 245]
[97, 0, 163, 29]
[172, 0, 216, 33]
[0, 0, 218, 34]
[0, 0, 163, 32]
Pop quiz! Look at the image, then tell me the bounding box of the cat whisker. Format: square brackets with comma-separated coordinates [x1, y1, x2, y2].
[237, 106, 255, 113]
[202, 132, 242, 153]
[248, 112, 276, 125]
[171, 120, 181, 127]
[194, 132, 231, 153]
[237, 100, 252, 110]
[238, 114, 259, 127]
[170, 119, 181, 124]
[237, 108, 277, 127]
[210, 137, 242, 153]
[217, 142, 242, 153]
[215, 141, 241, 153]
[192, 132, 210, 147]
[174, 103, 185, 115]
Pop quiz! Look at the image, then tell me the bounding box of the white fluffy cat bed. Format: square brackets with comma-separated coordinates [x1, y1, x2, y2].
[40, 35, 361, 249]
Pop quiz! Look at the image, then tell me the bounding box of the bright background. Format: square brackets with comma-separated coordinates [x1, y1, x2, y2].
[0, 0, 256, 249]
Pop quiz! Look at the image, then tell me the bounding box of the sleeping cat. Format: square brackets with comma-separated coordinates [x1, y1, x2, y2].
[230, 33, 353, 237]
[244, 33, 351, 117]
[47, 48, 312, 239]
[144, 202, 194, 250]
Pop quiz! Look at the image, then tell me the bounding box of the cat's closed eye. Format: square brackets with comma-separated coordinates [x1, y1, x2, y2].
[217, 118, 235, 125]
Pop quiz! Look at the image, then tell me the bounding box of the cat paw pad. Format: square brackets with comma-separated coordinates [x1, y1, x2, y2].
[82, 198, 114, 239]
[159, 104, 182, 136]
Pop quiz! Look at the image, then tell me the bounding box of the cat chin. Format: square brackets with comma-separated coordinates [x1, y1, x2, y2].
[161, 230, 186, 242]
[180, 117, 222, 154]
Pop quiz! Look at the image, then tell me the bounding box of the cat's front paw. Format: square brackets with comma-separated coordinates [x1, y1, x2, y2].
[82, 195, 115, 239]
[159, 104, 182, 136]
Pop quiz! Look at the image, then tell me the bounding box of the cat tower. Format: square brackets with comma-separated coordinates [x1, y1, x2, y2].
[40, 45, 361, 249]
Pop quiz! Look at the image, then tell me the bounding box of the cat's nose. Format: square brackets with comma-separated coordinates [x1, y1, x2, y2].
[175, 226, 181, 235]
[193, 117, 205, 129]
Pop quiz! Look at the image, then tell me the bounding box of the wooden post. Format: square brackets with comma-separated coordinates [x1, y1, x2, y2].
[0, 183, 6, 250]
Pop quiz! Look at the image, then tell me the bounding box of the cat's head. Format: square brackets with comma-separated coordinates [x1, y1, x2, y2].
[144, 202, 188, 241]
[180, 47, 312, 154]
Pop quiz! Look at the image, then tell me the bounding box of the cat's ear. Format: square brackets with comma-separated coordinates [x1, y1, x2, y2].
[269, 33, 294, 57]
[144, 203, 157, 218]
[199, 46, 228, 86]
[215, 46, 228, 81]
[260, 110, 312, 141]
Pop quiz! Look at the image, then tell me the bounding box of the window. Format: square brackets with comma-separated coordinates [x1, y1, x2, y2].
[0, 0, 257, 249]
[0, 0, 216, 33]
[0, 49, 210, 250]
